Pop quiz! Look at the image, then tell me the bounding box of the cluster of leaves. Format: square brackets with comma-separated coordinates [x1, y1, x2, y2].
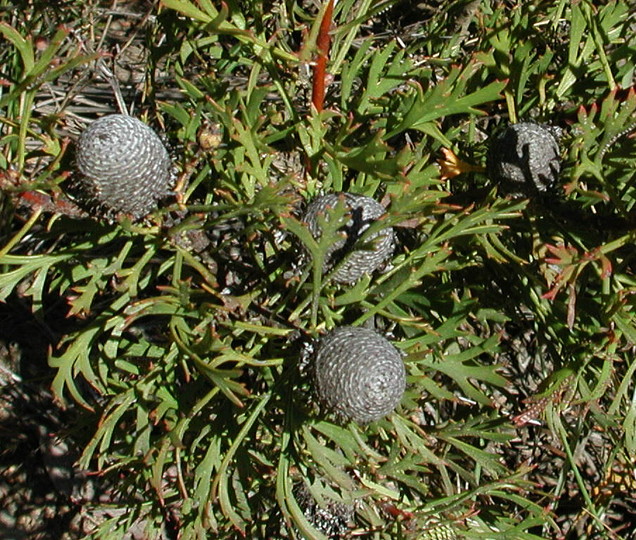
[1, 0, 636, 538]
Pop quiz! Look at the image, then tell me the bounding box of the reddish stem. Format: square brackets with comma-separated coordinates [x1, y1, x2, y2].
[18, 190, 87, 218]
[311, 0, 334, 112]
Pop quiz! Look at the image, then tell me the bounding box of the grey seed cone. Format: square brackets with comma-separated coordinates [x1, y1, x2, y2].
[312, 326, 406, 424]
[293, 482, 354, 538]
[75, 114, 174, 218]
[487, 122, 560, 193]
[302, 192, 395, 284]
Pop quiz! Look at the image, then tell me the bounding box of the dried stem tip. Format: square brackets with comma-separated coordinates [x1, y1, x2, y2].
[487, 122, 561, 193]
[302, 192, 395, 284]
[75, 114, 173, 218]
[312, 326, 406, 424]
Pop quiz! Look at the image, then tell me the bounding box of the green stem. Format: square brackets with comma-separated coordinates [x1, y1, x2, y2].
[17, 90, 36, 170]
[554, 414, 597, 514]
[0, 207, 42, 257]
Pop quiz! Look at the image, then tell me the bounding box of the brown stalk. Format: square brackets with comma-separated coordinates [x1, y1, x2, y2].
[311, 0, 334, 112]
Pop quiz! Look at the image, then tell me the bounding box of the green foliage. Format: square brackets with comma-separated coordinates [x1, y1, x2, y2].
[0, 19, 96, 171]
[2, 0, 636, 538]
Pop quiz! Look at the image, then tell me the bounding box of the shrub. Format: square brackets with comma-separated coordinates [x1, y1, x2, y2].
[1, 1, 636, 538]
